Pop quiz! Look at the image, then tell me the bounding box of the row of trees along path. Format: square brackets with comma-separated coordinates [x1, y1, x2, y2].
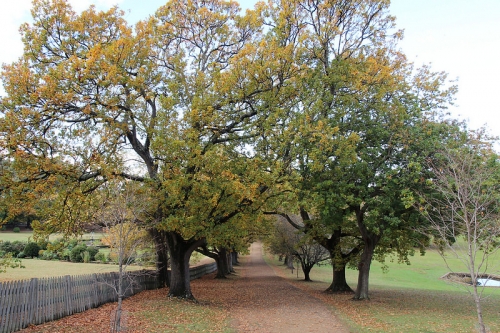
[18, 242, 349, 332]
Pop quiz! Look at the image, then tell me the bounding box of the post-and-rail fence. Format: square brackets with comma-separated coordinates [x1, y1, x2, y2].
[0, 262, 217, 333]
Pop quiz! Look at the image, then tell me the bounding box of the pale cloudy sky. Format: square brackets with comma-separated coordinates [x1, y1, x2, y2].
[1, 0, 499, 137]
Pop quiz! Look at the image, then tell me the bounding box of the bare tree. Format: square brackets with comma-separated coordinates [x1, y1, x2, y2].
[96, 183, 155, 332]
[417, 137, 500, 333]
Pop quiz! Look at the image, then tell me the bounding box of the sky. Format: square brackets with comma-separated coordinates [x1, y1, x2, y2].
[1, 0, 499, 137]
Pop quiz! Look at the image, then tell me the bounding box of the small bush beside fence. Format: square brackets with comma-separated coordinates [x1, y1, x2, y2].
[0, 262, 216, 333]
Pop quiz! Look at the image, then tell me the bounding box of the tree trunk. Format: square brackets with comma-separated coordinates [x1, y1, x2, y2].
[471, 272, 487, 333]
[473, 287, 487, 333]
[214, 254, 228, 278]
[195, 246, 226, 279]
[217, 248, 230, 278]
[227, 249, 235, 273]
[231, 251, 239, 265]
[165, 231, 205, 299]
[218, 248, 229, 275]
[302, 263, 312, 281]
[314, 229, 358, 294]
[285, 255, 294, 269]
[149, 229, 170, 288]
[353, 207, 382, 301]
[325, 263, 353, 293]
[353, 239, 376, 300]
[113, 300, 122, 332]
[114, 272, 124, 332]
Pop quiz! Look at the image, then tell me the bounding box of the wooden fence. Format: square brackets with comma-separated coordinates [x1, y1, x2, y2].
[0, 262, 216, 333]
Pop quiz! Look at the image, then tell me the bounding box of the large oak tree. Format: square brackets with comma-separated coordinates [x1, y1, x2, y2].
[0, 0, 295, 299]
[261, 0, 457, 299]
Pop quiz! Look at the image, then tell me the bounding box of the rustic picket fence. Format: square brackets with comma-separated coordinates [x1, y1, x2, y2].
[0, 262, 217, 333]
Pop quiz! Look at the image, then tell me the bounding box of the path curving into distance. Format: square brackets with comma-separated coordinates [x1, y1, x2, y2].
[228, 242, 350, 333]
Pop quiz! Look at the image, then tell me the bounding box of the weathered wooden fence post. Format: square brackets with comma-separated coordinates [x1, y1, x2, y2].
[29, 278, 38, 326]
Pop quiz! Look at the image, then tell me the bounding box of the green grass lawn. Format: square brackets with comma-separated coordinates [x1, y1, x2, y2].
[0, 258, 145, 281]
[266, 248, 500, 333]
[0, 231, 38, 242]
[0, 231, 105, 243]
[0, 231, 150, 282]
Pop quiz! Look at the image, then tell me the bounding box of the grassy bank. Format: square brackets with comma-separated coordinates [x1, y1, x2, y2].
[265, 249, 500, 333]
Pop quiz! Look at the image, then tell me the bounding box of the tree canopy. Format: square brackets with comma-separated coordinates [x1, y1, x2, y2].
[1, 0, 461, 300]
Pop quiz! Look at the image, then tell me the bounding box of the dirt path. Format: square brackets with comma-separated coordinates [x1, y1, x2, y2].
[228, 242, 350, 333]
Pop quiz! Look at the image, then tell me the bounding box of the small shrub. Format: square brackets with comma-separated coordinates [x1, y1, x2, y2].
[46, 239, 63, 251]
[47, 239, 67, 260]
[67, 239, 79, 250]
[87, 246, 99, 261]
[70, 244, 87, 263]
[1, 241, 27, 258]
[83, 250, 91, 263]
[24, 242, 41, 258]
[11, 241, 26, 256]
[0, 225, 6, 231]
[0, 241, 11, 256]
[61, 249, 72, 261]
[13, 227, 20, 233]
[17, 251, 26, 258]
[40, 250, 58, 261]
[95, 251, 107, 263]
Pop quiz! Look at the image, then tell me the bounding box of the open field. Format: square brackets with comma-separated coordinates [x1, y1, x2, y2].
[0, 231, 149, 282]
[265, 248, 500, 333]
[0, 231, 38, 242]
[0, 231, 104, 243]
[0, 259, 146, 281]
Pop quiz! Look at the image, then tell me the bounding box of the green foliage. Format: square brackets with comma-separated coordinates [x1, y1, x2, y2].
[36, 239, 49, 251]
[69, 243, 99, 263]
[69, 244, 86, 263]
[0, 0, 464, 300]
[43, 238, 85, 261]
[82, 250, 90, 263]
[24, 242, 41, 258]
[0, 240, 27, 258]
[40, 249, 59, 260]
[95, 251, 108, 263]
[254, 0, 459, 299]
[0, 252, 24, 273]
[13, 227, 20, 233]
[87, 246, 99, 261]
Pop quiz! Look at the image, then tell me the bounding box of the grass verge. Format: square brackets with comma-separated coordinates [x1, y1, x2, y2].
[0, 258, 144, 281]
[265, 251, 500, 333]
[130, 288, 233, 333]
